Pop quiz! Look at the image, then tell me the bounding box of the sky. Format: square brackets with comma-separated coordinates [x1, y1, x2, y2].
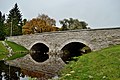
[0, 0, 120, 28]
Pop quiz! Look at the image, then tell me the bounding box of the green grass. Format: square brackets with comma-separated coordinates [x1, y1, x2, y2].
[5, 41, 28, 52]
[0, 41, 9, 60]
[7, 52, 27, 60]
[59, 45, 120, 80]
[0, 41, 8, 53]
[0, 41, 28, 60]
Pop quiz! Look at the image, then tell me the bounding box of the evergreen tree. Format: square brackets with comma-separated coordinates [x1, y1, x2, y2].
[0, 11, 5, 40]
[7, 3, 22, 36]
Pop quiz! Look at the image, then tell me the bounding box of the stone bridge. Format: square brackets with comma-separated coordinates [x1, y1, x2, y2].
[7, 28, 120, 78]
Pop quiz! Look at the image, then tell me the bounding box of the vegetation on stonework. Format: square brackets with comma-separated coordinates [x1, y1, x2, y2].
[0, 41, 28, 60]
[58, 45, 120, 80]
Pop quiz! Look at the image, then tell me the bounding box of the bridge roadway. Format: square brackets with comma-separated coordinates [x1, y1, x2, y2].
[7, 28, 120, 78]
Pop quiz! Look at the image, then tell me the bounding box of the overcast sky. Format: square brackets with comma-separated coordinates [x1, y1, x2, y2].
[0, 0, 120, 28]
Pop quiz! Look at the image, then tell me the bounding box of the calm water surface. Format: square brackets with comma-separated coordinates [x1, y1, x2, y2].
[0, 61, 53, 80]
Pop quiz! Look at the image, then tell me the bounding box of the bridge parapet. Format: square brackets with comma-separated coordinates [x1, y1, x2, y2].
[7, 27, 120, 51]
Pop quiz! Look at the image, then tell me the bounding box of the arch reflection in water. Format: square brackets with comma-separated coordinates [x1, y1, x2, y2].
[30, 43, 49, 62]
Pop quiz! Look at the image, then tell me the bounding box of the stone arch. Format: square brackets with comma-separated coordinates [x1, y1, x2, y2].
[29, 41, 50, 50]
[30, 42, 49, 62]
[59, 39, 91, 63]
[59, 39, 92, 50]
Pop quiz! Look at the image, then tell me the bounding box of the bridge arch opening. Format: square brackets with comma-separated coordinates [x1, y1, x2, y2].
[61, 42, 91, 63]
[30, 43, 49, 62]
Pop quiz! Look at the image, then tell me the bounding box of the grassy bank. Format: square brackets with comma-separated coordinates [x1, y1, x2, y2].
[0, 41, 9, 60]
[59, 45, 120, 80]
[5, 41, 27, 52]
[0, 41, 28, 60]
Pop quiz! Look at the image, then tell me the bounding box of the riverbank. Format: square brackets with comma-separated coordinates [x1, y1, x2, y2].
[59, 45, 120, 80]
[0, 41, 28, 60]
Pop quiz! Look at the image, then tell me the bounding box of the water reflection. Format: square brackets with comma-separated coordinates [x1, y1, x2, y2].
[21, 69, 57, 80]
[0, 61, 26, 80]
[0, 61, 55, 80]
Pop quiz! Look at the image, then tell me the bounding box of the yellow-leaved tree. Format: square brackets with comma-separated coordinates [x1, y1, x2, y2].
[22, 14, 59, 34]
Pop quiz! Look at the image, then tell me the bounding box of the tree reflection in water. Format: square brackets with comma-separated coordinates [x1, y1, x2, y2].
[0, 61, 25, 80]
[21, 69, 54, 80]
[0, 61, 54, 80]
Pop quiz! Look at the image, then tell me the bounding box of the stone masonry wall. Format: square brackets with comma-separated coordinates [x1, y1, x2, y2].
[7, 28, 120, 76]
[7, 28, 120, 51]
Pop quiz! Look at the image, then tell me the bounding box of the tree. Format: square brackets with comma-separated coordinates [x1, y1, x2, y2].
[0, 11, 5, 40]
[22, 14, 58, 34]
[59, 18, 88, 31]
[38, 14, 56, 26]
[22, 19, 27, 25]
[6, 3, 22, 36]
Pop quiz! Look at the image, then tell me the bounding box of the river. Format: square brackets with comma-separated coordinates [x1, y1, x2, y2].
[0, 61, 56, 80]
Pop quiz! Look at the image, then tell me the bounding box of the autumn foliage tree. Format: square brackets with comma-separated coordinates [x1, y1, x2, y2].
[38, 14, 56, 26]
[22, 14, 59, 34]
